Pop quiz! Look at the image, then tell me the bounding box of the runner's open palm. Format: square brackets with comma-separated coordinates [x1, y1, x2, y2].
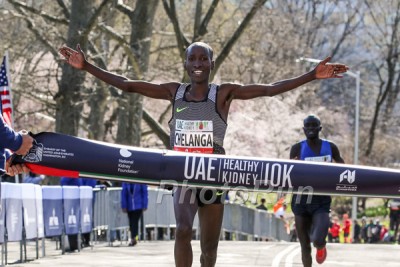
[314, 56, 349, 79]
[59, 44, 85, 70]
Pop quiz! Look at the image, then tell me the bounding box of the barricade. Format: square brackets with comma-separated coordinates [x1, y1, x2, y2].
[144, 188, 177, 240]
[1, 183, 97, 263]
[2, 183, 23, 264]
[92, 188, 129, 245]
[34, 184, 45, 240]
[254, 209, 273, 239]
[62, 186, 80, 251]
[92, 187, 199, 242]
[42, 186, 63, 238]
[20, 184, 38, 261]
[62, 186, 80, 236]
[1, 183, 289, 265]
[80, 186, 93, 235]
[21, 184, 38, 240]
[34, 184, 45, 258]
[223, 203, 259, 240]
[93, 187, 288, 242]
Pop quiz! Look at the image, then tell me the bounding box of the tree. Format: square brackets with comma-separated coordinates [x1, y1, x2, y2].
[363, 0, 400, 157]
[55, 0, 108, 135]
[111, 0, 160, 146]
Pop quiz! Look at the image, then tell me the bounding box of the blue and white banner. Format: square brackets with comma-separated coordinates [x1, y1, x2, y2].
[34, 184, 44, 238]
[12, 132, 400, 198]
[62, 186, 80, 235]
[21, 184, 38, 239]
[42, 186, 63, 237]
[80, 186, 93, 234]
[4, 183, 22, 242]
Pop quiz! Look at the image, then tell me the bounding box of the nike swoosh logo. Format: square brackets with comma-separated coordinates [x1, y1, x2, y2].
[176, 107, 189, 113]
[216, 191, 224, 196]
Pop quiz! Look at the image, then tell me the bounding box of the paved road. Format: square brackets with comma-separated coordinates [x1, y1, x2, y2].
[3, 240, 400, 266]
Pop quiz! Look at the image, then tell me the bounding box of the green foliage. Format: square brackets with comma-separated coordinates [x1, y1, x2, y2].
[331, 196, 353, 215]
[359, 206, 388, 218]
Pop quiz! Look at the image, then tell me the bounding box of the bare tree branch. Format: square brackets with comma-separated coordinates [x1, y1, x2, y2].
[195, 0, 220, 40]
[9, 8, 59, 58]
[96, 23, 143, 79]
[162, 0, 190, 59]
[115, 0, 134, 17]
[213, 0, 268, 76]
[56, 0, 70, 19]
[82, 0, 113, 38]
[142, 109, 169, 147]
[193, 0, 202, 40]
[331, 9, 362, 58]
[7, 0, 69, 25]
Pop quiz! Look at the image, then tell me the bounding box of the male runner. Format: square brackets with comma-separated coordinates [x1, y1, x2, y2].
[290, 114, 345, 266]
[59, 42, 348, 267]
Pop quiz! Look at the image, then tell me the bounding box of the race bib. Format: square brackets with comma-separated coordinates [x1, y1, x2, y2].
[304, 155, 332, 162]
[173, 120, 213, 154]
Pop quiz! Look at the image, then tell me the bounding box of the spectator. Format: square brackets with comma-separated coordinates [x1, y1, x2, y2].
[329, 218, 341, 243]
[256, 198, 268, 211]
[371, 219, 382, 243]
[361, 217, 368, 243]
[327, 217, 333, 243]
[274, 203, 287, 220]
[255, 197, 268, 241]
[23, 171, 45, 184]
[353, 219, 361, 243]
[342, 213, 351, 243]
[274, 203, 289, 233]
[60, 176, 80, 186]
[1, 113, 33, 177]
[273, 196, 285, 214]
[121, 183, 148, 246]
[79, 177, 97, 188]
[380, 224, 388, 242]
[389, 199, 400, 242]
[290, 222, 298, 242]
[366, 219, 375, 243]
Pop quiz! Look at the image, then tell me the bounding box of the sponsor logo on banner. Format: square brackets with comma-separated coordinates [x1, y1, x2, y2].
[23, 140, 43, 162]
[117, 148, 139, 175]
[183, 156, 294, 188]
[83, 207, 91, 225]
[23, 140, 75, 162]
[68, 208, 77, 226]
[49, 209, 59, 229]
[336, 170, 357, 192]
[340, 170, 356, 183]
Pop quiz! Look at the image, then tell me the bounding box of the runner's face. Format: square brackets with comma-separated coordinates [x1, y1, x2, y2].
[185, 46, 213, 83]
[303, 117, 321, 140]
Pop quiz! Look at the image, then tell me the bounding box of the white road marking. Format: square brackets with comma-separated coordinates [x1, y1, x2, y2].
[324, 260, 356, 266]
[271, 244, 297, 267]
[284, 246, 301, 267]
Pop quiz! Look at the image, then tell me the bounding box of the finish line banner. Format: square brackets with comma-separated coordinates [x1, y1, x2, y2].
[12, 132, 400, 198]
